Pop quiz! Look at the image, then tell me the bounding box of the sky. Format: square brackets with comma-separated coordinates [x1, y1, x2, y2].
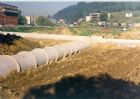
[2, 2, 78, 16]
[2, 0, 140, 16]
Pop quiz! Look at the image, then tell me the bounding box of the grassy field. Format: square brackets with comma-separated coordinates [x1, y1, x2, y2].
[0, 26, 55, 33]
[116, 26, 140, 39]
[1, 44, 140, 98]
[110, 11, 140, 23]
[69, 22, 121, 36]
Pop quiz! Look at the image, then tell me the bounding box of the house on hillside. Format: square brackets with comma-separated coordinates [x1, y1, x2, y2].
[85, 16, 92, 22]
[89, 13, 101, 22]
[85, 13, 101, 22]
[125, 13, 133, 18]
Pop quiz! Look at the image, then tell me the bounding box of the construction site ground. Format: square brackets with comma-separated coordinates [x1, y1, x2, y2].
[1, 43, 140, 99]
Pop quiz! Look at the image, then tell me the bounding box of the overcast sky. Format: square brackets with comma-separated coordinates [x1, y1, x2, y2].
[3, 2, 77, 16]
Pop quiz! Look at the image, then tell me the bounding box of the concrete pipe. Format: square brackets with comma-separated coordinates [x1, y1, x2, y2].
[43, 46, 58, 63]
[74, 42, 85, 52]
[59, 43, 73, 57]
[12, 51, 37, 71]
[53, 45, 66, 60]
[83, 42, 88, 49]
[70, 42, 79, 54]
[30, 48, 49, 66]
[0, 55, 20, 76]
[85, 41, 92, 48]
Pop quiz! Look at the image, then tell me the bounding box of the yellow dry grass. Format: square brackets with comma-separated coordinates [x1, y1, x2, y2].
[53, 27, 73, 35]
[26, 38, 69, 46]
[119, 27, 140, 39]
[0, 38, 68, 55]
[0, 39, 43, 55]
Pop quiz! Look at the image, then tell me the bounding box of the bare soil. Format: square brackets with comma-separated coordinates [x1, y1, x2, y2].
[1, 44, 140, 99]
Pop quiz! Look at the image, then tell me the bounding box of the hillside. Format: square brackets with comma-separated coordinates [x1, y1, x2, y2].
[110, 11, 140, 23]
[53, 2, 140, 23]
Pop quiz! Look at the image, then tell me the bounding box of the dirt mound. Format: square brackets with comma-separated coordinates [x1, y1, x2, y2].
[0, 33, 43, 55]
[0, 33, 21, 45]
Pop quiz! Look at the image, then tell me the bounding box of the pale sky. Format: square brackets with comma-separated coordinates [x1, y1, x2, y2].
[2, 0, 140, 16]
[3, 2, 78, 16]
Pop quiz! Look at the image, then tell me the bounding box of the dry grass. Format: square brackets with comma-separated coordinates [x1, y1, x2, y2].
[118, 26, 140, 39]
[0, 39, 43, 55]
[26, 38, 69, 46]
[38, 26, 74, 35]
[1, 44, 140, 98]
[0, 37, 68, 55]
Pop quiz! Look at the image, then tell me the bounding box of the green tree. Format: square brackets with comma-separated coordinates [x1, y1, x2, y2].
[100, 13, 108, 21]
[36, 16, 54, 26]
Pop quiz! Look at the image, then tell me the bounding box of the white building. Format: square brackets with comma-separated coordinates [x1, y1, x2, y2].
[125, 13, 133, 18]
[25, 16, 31, 25]
[85, 16, 92, 22]
[85, 13, 101, 22]
[107, 13, 111, 21]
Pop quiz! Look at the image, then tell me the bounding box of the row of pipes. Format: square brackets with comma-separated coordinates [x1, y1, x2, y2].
[0, 37, 93, 77]
[1, 33, 140, 77]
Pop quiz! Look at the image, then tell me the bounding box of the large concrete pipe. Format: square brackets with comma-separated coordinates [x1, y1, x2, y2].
[70, 42, 79, 54]
[59, 43, 72, 57]
[74, 42, 85, 52]
[0, 55, 20, 76]
[101, 39, 140, 47]
[12, 51, 37, 71]
[91, 35, 104, 44]
[43, 47, 58, 63]
[3, 32, 91, 41]
[53, 45, 66, 60]
[30, 48, 49, 66]
[0, 33, 94, 76]
[85, 41, 92, 48]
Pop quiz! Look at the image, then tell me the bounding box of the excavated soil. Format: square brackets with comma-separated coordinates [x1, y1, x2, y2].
[1, 44, 140, 99]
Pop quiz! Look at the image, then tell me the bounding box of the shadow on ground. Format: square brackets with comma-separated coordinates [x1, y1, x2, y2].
[0, 33, 22, 45]
[23, 74, 140, 99]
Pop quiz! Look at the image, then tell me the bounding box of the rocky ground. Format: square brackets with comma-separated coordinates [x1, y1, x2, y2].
[1, 43, 140, 99]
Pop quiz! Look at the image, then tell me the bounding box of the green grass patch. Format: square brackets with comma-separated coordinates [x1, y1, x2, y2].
[80, 31, 93, 36]
[1, 26, 55, 33]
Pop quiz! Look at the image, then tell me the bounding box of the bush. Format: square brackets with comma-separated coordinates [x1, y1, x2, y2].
[36, 16, 54, 26]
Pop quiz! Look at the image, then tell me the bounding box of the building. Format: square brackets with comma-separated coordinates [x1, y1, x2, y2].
[85, 13, 101, 22]
[0, 3, 20, 26]
[85, 16, 92, 22]
[89, 13, 101, 21]
[25, 16, 31, 25]
[57, 18, 66, 24]
[125, 13, 133, 18]
[25, 16, 38, 25]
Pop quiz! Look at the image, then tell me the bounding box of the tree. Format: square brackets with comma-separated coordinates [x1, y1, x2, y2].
[100, 13, 108, 21]
[74, 10, 84, 22]
[36, 16, 54, 26]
